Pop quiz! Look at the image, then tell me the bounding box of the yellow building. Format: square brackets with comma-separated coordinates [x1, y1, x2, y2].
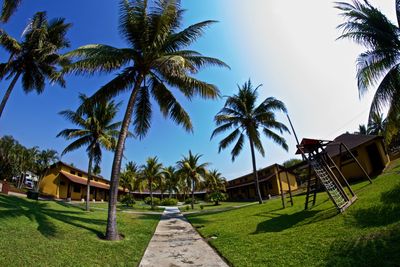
[227, 164, 298, 200]
[39, 161, 121, 201]
[326, 133, 390, 180]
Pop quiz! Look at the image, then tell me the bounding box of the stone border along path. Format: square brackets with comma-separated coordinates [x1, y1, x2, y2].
[139, 207, 229, 267]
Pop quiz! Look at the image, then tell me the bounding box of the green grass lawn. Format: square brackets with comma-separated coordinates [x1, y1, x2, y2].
[186, 160, 400, 266]
[0, 196, 160, 266]
[179, 201, 256, 213]
[73, 201, 164, 212]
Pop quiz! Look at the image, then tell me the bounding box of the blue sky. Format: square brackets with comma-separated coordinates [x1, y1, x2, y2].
[0, 0, 394, 180]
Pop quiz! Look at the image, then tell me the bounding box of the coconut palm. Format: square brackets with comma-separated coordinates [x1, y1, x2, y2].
[33, 149, 59, 191]
[336, 1, 400, 120]
[57, 95, 121, 211]
[64, 0, 228, 240]
[162, 166, 180, 198]
[120, 161, 141, 193]
[0, 12, 71, 118]
[211, 80, 290, 204]
[177, 151, 209, 209]
[357, 124, 368, 135]
[1, 0, 22, 23]
[367, 112, 386, 135]
[204, 169, 227, 205]
[141, 157, 163, 206]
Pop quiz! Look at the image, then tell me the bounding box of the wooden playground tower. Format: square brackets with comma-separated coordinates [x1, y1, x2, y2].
[296, 138, 372, 213]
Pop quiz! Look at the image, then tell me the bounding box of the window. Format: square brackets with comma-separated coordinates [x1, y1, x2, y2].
[70, 170, 76, 175]
[73, 184, 81, 193]
[60, 181, 66, 186]
[78, 173, 83, 177]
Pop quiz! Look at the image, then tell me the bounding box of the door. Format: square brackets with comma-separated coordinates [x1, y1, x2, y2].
[366, 143, 384, 173]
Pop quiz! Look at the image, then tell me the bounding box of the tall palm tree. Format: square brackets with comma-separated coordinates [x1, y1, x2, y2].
[141, 157, 163, 206]
[64, 0, 228, 240]
[211, 80, 290, 204]
[358, 124, 368, 135]
[120, 161, 141, 193]
[336, 1, 400, 120]
[177, 151, 209, 209]
[57, 95, 121, 211]
[0, 12, 71, 118]
[162, 166, 180, 198]
[367, 112, 386, 135]
[1, 0, 22, 23]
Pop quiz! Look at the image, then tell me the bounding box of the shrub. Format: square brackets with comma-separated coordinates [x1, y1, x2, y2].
[161, 198, 178, 206]
[200, 204, 204, 210]
[185, 205, 190, 211]
[208, 192, 227, 205]
[184, 198, 198, 204]
[144, 196, 160, 206]
[121, 195, 135, 207]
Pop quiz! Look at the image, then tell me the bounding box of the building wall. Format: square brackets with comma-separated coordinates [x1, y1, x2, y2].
[39, 165, 61, 198]
[332, 139, 390, 180]
[277, 172, 298, 193]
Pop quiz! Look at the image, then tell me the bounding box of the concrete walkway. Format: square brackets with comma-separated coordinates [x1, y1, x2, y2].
[139, 207, 229, 267]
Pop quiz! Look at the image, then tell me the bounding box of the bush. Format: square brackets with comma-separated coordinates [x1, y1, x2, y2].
[161, 198, 178, 206]
[121, 194, 135, 207]
[144, 196, 160, 206]
[200, 204, 204, 210]
[184, 198, 198, 204]
[208, 192, 227, 205]
[185, 205, 190, 211]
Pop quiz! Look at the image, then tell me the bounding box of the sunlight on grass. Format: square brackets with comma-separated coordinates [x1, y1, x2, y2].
[186, 159, 400, 266]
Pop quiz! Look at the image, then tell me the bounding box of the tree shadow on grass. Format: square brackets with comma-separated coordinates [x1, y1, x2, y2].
[325, 224, 400, 266]
[252, 207, 337, 234]
[0, 195, 104, 238]
[350, 183, 400, 228]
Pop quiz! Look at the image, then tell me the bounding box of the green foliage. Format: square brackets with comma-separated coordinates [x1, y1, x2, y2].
[120, 194, 136, 207]
[160, 198, 178, 206]
[184, 198, 198, 205]
[282, 158, 302, 168]
[144, 197, 160, 206]
[185, 205, 190, 211]
[200, 205, 204, 210]
[207, 192, 227, 205]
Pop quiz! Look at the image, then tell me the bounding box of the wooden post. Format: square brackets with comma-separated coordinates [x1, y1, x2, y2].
[276, 165, 286, 209]
[283, 167, 294, 206]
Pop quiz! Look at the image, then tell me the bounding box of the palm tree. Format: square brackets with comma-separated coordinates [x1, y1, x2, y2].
[33, 149, 59, 191]
[120, 161, 140, 194]
[162, 166, 180, 198]
[336, 1, 400, 120]
[1, 0, 22, 23]
[141, 157, 163, 206]
[211, 80, 290, 204]
[57, 95, 121, 211]
[0, 12, 71, 118]
[357, 124, 368, 135]
[204, 169, 227, 205]
[177, 151, 209, 209]
[367, 112, 386, 135]
[64, 0, 228, 240]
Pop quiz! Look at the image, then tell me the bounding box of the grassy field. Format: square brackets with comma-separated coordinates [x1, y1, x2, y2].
[179, 201, 257, 213]
[0, 196, 160, 266]
[73, 201, 164, 212]
[187, 160, 400, 266]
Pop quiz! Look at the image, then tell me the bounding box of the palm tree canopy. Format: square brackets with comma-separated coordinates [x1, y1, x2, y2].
[204, 169, 227, 192]
[57, 94, 121, 164]
[367, 112, 386, 135]
[1, 0, 22, 22]
[336, 0, 400, 119]
[0, 12, 71, 92]
[141, 156, 163, 187]
[63, 0, 229, 138]
[120, 161, 141, 192]
[211, 80, 290, 161]
[177, 150, 209, 186]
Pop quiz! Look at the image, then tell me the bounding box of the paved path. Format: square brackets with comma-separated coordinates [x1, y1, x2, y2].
[139, 207, 229, 267]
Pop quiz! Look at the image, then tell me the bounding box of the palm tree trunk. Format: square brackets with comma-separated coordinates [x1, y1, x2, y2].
[105, 77, 143, 241]
[0, 72, 21, 118]
[249, 136, 263, 204]
[191, 179, 195, 209]
[86, 154, 93, 212]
